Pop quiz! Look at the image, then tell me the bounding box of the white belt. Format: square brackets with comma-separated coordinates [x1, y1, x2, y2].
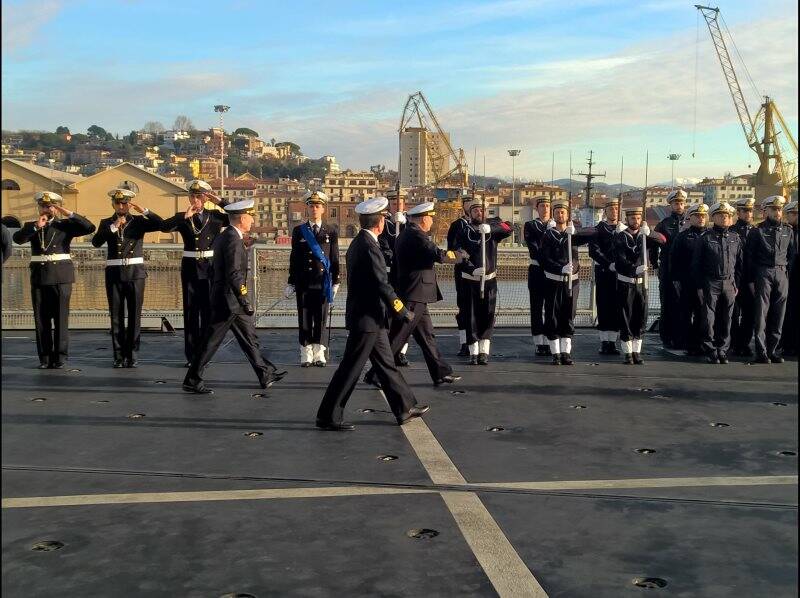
[528, 258, 540, 266]
[461, 271, 497, 282]
[183, 250, 214, 258]
[544, 271, 572, 283]
[617, 274, 644, 284]
[30, 253, 71, 263]
[386, 267, 391, 273]
[106, 257, 144, 266]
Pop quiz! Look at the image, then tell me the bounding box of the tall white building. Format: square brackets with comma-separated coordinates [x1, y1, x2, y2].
[399, 127, 450, 187]
[696, 176, 754, 204]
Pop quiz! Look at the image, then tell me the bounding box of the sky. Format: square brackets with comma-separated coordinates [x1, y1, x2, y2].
[2, 0, 797, 185]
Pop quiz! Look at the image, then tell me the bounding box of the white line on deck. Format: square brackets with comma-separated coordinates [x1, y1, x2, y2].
[469, 475, 799, 491]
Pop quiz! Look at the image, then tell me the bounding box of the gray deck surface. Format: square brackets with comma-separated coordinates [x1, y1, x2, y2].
[2, 328, 797, 597]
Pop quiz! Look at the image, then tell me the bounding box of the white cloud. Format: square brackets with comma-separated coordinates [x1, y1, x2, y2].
[1, 0, 63, 52]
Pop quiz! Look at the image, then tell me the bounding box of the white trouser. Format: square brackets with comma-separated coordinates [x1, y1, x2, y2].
[632, 339, 642, 353]
[300, 345, 313, 364]
[459, 329, 467, 344]
[534, 334, 545, 345]
[622, 340, 633, 354]
[549, 338, 561, 354]
[478, 339, 490, 354]
[400, 343, 408, 355]
[469, 342, 479, 356]
[560, 337, 572, 354]
[313, 344, 326, 363]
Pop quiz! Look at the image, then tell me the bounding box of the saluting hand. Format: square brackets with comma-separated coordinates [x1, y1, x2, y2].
[185, 205, 196, 219]
[129, 202, 145, 214]
[36, 213, 49, 228]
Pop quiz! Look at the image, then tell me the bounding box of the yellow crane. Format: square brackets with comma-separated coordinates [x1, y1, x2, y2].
[696, 5, 797, 200]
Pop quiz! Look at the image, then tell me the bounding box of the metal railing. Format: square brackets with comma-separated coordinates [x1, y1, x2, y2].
[2, 244, 660, 329]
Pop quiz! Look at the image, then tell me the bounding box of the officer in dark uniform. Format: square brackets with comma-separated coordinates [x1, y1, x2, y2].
[451, 198, 512, 364]
[540, 199, 590, 365]
[588, 197, 621, 355]
[782, 200, 798, 356]
[523, 196, 554, 356]
[285, 190, 340, 367]
[160, 179, 229, 367]
[691, 201, 743, 364]
[316, 197, 426, 431]
[747, 195, 796, 363]
[365, 201, 466, 386]
[447, 193, 473, 356]
[12, 191, 95, 368]
[730, 196, 757, 356]
[378, 207, 409, 365]
[651, 189, 687, 348]
[183, 199, 285, 393]
[670, 202, 708, 355]
[91, 187, 163, 368]
[614, 205, 665, 364]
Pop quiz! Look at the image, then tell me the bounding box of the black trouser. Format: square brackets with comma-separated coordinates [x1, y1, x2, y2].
[617, 281, 647, 341]
[105, 277, 145, 362]
[464, 278, 498, 344]
[454, 270, 468, 331]
[731, 280, 755, 352]
[675, 281, 703, 352]
[184, 310, 277, 387]
[296, 288, 329, 346]
[781, 262, 798, 354]
[753, 266, 789, 357]
[386, 301, 452, 381]
[31, 282, 71, 365]
[527, 264, 546, 338]
[700, 279, 736, 354]
[316, 328, 417, 424]
[544, 277, 580, 340]
[182, 275, 212, 363]
[658, 268, 680, 346]
[595, 267, 618, 333]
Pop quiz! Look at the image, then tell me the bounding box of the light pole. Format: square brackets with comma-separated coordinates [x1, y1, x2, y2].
[667, 153, 681, 189]
[508, 149, 521, 244]
[214, 104, 230, 197]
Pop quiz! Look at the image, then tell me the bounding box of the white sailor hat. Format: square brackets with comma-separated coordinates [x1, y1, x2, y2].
[186, 179, 212, 194]
[303, 190, 328, 205]
[407, 201, 436, 217]
[686, 203, 709, 216]
[108, 188, 136, 202]
[761, 195, 786, 209]
[465, 198, 485, 211]
[604, 197, 620, 207]
[535, 196, 551, 206]
[784, 200, 798, 213]
[34, 191, 63, 205]
[224, 199, 255, 215]
[710, 201, 735, 216]
[735, 196, 755, 209]
[625, 205, 644, 216]
[552, 199, 571, 211]
[355, 196, 389, 215]
[666, 189, 688, 203]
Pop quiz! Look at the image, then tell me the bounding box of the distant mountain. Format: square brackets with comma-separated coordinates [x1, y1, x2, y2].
[552, 178, 639, 195]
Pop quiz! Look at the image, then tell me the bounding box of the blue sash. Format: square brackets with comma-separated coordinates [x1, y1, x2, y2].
[300, 223, 333, 303]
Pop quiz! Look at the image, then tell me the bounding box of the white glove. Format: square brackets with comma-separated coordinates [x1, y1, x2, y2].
[609, 263, 616, 272]
[635, 265, 646, 275]
[565, 223, 576, 235]
[561, 264, 572, 274]
[615, 223, 627, 233]
[284, 284, 295, 299]
[472, 267, 485, 277]
[478, 223, 491, 234]
[640, 223, 651, 236]
[394, 212, 406, 225]
[332, 283, 340, 299]
[546, 219, 556, 229]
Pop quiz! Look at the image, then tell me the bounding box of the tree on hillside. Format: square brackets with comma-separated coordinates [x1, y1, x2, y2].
[173, 115, 195, 131]
[87, 124, 108, 139]
[234, 127, 259, 138]
[275, 141, 301, 155]
[142, 121, 165, 134]
[55, 126, 70, 135]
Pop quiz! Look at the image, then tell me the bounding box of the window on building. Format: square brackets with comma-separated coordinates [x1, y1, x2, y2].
[330, 208, 337, 218]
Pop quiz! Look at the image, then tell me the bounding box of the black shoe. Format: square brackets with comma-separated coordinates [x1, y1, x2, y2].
[535, 344, 549, 356]
[37, 362, 49, 369]
[184, 361, 192, 368]
[113, 359, 124, 368]
[313, 360, 326, 367]
[457, 343, 470, 357]
[397, 405, 430, 425]
[623, 353, 634, 365]
[599, 341, 611, 355]
[259, 370, 287, 389]
[551, 354, 561, 365]
[395, 353, 410, 367]
[560, 353, 574, 366]
[706, 353, 720, 364]
[123, 359, 138, 368]
[477, 353, 489, 365]
[316, 419, 355, 431]
[182, 383, 214, 394]
[632, 352, 644, 365]
[769, 354, 784, 364]
[754, 354, 771, 364]
[50, 362, 65, 369]
[718, 352, 729, 364]
[301, 362, 312, 368]
[433, 375, 461, 386]
[469, 355, 479, 365]
[543, 345, 552, 356]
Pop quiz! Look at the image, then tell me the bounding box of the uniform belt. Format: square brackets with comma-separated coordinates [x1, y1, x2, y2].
[386, 267, 391, 273]
[461, 271, 497, 282]
[528, 258, 540, 266]
[183, 250, 214, 258]
[617, 274, 644, 284]
[544, 270, 572, 283]
[30, 253, 71, 263]
[106, 257, 144, 266]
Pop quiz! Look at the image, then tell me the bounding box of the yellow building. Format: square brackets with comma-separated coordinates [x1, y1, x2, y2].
[1, 159, 189, 243]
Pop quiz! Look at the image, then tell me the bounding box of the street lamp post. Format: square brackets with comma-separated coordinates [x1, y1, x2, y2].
[508, 149, 521, 244]
[214, 104, 230, 197]
[667, 153, 681, 189]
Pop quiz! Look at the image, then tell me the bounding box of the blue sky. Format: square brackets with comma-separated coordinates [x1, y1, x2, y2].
[2, 0, 797, 185]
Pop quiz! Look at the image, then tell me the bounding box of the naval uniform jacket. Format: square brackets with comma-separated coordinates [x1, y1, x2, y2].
[287, 221, 340, 291]
[651, 212, 686, 274]
[161, 208, 229, 280]
[523, 218, 550, 266]
[209, 226, 252, 316]
[745, 219, 796, 279]
[588, 221, 617, 273]
[447, 216, 471, 277]
[669, 226, 705, 287]
[378, 214, 404, 286]
[395, 221, 456, 304]
[453, 219, 512, 281]
[91, 211, 164, 281]
[345, 230, 408, 332]
[691, 225, 743, 288]
[539, 227, 588, 281]
[13, 214, 95, 285]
